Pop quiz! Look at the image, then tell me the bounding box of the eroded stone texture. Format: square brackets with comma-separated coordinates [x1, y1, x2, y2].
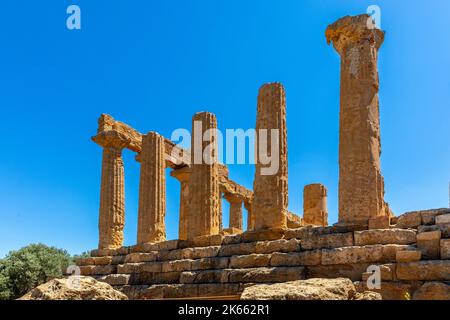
[186, 112, 221, 239]
[303, 184, 328, 226]
[98, 145, 126, 250]
[326, 14, 390, 224]
[170, 167, 191, 240]
[252, 83, 288, 230]
[137, 132, 166, 244]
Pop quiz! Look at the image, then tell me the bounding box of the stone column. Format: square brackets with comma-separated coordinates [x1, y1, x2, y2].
[326, 14, 389, 225]
[186, 112, 221, 239]
[252, 83, 288, 230]
[137, 132, 166, 244]
[170, 166, 191, 241]
[98, 146, 125, 250]
[224, 193, 243, 230]
[303, 184, 328, 226]
[244, 200, 254, 231]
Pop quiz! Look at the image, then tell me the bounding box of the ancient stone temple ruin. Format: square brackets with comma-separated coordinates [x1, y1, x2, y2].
[77, 14, 450, 300]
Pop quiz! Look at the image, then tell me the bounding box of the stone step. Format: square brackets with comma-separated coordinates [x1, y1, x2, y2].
[396, 260, 450, 281]
[80, 243, 415, 278]
[115, 283, 245, 300]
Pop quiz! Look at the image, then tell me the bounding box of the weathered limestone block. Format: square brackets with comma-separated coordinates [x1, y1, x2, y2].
[229, 254, 272, 268]
[117, 263, 144, 274]
[137, 132, 166, 244]
[87, 265, 117, 276]
[228, 267, 305, 283]
[303, 184, 328, 226]
[440, 239, 450, 259]
[197, 283, 242, 298]
[252, 83, 288, 230]
[321, 245, 384, 265]
[222, 234, 242, 245]
[111, 255, 126, 264]
[396, 211, 422, 229]
[222, 227, 243, 235]
[396, 250, 421, 263]
[76, 257, 95, 266]
[368, 216, 391, 230]
[186, 112, 221, 239]
[219, 243, 257, 257]
[188, 246, 221, 259]
[381, 244, 414, 261]
[412, 282, 450, 300]
[170, 167, 191, 241]
[188, 234, 223, 248]
[416, 231, 441, 259]
[396, 261, 450, 281]
[141, 283, 242, 299]
[190, 257, 229, 271]
[141, 262, 163, 273]
[286, 212, 303, 229]
[118, 285, 150, 300]
[93, 256, 113, 265]
[270, 251, 322, 267]
[157, 240, 179, 251]
[142, 284, 197, 299]
[436, 214, 450, 225]
[19, 276, 128, 300]
[180, 270, 228, 284]
[301, 233, 354, 250]
[241, 228, 285, 243]
[306, 264, 371, 282]
[354, 228, 416, 246]
[326, 14, 389, 225]
[161, 259, 193, 273]
[125, 251, 158, 263]
[241, 278, 362, 300]
[98, 145, 126, 250]
[157, 249, 184, 261]
[134, 271, 181, 285]
[224, 193, 244, 230]
[420, 208, 450, 225]
[99, 274, 130, 286]
[255, 239, 300, 254]
[418, 224, 450, 238]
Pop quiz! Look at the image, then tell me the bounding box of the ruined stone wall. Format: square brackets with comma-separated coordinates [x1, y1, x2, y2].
[78, 209, 450, 300]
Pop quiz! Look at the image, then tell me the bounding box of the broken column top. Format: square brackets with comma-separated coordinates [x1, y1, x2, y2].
[304, 183, 327, 196]
[325, 14, 384, 55]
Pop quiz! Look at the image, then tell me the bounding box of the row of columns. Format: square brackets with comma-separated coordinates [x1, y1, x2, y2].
[94, 14, 390, 250]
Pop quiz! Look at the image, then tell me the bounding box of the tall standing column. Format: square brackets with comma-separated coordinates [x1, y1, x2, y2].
[170, 166, 191, 240]
[244, 200, 254, 231]
[98, 146, 125, 249]
[137, 132, 166, 244]
[186, 112, 221, 239]
[224, 193, 243, 230]
[252, 83, 288, 230]
[303, 184, 328, 226]
[326, 14, 390, 224]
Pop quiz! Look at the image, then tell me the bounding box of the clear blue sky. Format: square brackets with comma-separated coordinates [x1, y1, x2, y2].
[1, 1, 449, 258]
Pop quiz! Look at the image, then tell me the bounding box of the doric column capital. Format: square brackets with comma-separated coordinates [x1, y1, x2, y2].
[170, 166, 191, 183]
[92, 131, 130, 150]
[326, 14, 384, 55]
[223, 192, 244, 204]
